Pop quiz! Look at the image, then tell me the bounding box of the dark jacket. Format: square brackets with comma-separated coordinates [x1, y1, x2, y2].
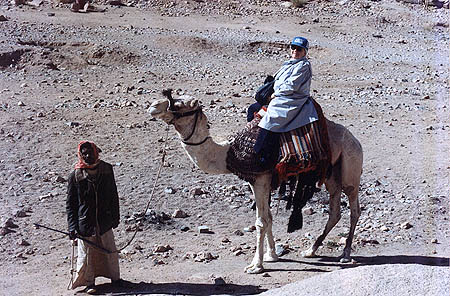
[66, 161, 120, 237]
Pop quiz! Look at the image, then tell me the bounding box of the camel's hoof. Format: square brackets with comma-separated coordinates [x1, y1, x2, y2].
[264, 253, 279, 262]
[245, 264, 264, 274]
[301, 249, 316, 258]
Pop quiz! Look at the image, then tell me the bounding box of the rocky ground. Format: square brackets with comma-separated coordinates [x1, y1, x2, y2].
[0, 0, 449, 295]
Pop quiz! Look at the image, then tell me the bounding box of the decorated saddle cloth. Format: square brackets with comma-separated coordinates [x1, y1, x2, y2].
[275, 99, 331, 185]
[226, 99, 330, 186]
[226, 108, 279, 184]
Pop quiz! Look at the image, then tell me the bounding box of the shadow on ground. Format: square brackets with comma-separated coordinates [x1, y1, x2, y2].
[86, 281, 266, 295]
[260, 254, 449, 273]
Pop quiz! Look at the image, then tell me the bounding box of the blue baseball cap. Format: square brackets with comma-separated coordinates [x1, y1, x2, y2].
[291, 37, 309, 51]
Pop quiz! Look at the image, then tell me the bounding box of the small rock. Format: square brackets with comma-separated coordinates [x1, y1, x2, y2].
[214, 277, 226, 286]
[15, 209, 27, 218]
[195, 252, 218, 262]
[262, 272, 271, 277]
[152, 258, 165, 265]
[3, 218, 18, 228]
[0, 227, 14, 236]
[302, 207, 314, 215]
[243, 225, 255, 232]
[54, 175, 66, 183]
[338, 237, 347, 245]
[172, 209, 187, 218]
[431, 238, 438, 244]
[165, 187, 176, 194]
[234, 250, 244, 256]
[221, 237, 230, 243]
[18, 239, 30, 246]
[401, 222, 413, 229]
[198, 225, 211, 234]
[0, 15, 8, 22]
[39, 193, 53, 201]
[47, 12, 55, 16]
[233, 229, 244, 236]
[66, 121, 80, 127]
[275, 243, 289, 256]
[190, 187, 204, 196]
[380, 225, 390, 231]
[180, 225, 190, 232]
[18, 101, 25, 106]
[153, 244, 172, 253]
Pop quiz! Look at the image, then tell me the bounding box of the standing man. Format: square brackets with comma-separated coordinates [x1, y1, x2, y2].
[67, 141, 124, 294]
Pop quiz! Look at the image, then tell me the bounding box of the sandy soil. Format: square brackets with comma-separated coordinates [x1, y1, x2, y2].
[0, 0, 449, 295]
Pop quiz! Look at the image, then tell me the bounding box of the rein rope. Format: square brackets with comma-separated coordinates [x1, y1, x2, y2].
[116, 125, 171, 253]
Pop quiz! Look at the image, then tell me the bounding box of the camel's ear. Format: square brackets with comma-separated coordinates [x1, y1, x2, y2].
[162, 89, 175, 110]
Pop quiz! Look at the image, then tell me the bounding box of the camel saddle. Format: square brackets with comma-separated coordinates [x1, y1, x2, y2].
[226, 99, 331, 187]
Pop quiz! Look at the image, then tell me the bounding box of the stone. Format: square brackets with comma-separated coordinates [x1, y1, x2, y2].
[165, 187, 176, 194]
[0, 227, 14, 236]
[275, 244, 289, 256]
[302, 207, 314, 215]
[18, 239, 30, 246]
[3, 218, 18, 228]
[214, 277, 226, 285]
[190, 187, 204, 196]
[153, 244, 172, 253]
[172, 209, 188, 218]
[198, 225, 211, 234]
[233, 229, 244, 236]
[54, 175, 66, 183]
[401, 222, 413, 229]
[15, 209, 27, 218]
[66, 121, 80, 127]
[243, 226, 255, 232]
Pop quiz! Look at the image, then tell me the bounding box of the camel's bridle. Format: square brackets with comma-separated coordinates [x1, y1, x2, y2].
[163, 88, 210, 146]
[171, 108, 210, 145]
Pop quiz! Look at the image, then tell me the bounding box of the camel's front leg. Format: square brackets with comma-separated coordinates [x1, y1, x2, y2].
[263, 210, 278, 262]
[245, 174, 273, 274]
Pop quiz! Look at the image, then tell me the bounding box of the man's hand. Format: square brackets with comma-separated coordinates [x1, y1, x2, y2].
[69, 230, 77, 240]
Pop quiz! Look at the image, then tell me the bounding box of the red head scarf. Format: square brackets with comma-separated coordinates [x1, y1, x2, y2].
[74, 141, 101, 169]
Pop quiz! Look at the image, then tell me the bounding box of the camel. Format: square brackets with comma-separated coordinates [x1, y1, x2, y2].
[149, 90, 363, 274]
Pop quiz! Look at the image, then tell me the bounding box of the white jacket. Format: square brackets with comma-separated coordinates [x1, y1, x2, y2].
[258, 57, 318, 132]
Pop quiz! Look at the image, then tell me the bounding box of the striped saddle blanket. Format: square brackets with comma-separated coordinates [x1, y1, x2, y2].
[256, 100, 330, 185]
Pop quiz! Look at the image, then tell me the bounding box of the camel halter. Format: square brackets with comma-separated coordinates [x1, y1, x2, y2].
[169, 108, 211, 146]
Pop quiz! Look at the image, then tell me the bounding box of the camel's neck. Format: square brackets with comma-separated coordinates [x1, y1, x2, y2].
[173, 118, 231, 174]
[181, 135, 231, 175]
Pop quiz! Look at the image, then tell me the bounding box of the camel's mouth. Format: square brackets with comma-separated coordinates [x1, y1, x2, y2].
[148, 106, 161, 116]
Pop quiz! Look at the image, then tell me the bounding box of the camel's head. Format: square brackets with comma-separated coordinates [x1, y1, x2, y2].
[148, 89, 202, 124]
[149, 89, 210, 143]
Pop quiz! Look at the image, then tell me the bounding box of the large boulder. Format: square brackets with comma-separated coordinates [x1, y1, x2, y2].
[260, 263, 449, 296]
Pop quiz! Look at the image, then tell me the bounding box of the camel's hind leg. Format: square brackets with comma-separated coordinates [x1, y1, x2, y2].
[245, 173, 277, 274]
[301, 174, 342, 258]
[340, 184, 361, 262]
